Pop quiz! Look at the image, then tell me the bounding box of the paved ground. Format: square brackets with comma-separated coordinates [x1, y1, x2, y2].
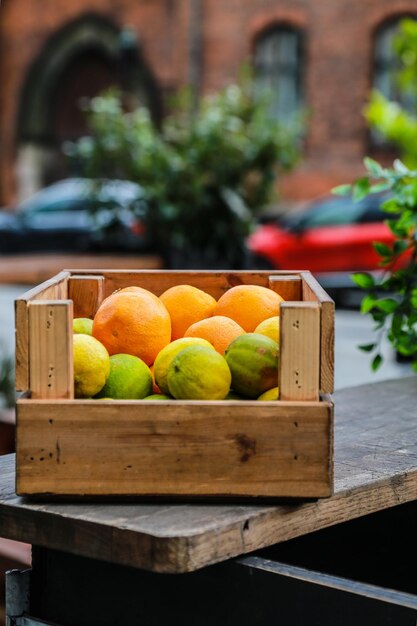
[0, 285, 412, 390]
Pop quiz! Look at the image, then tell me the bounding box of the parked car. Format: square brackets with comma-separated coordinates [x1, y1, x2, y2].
[247, 193, 406, 298]
[0, 178, 148, 254]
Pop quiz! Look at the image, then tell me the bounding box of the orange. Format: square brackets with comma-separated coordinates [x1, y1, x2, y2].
[213, 285, 284, 332]
[92, 287, 171, 365]
[184, 315, 245, 354]
[159, 284, 217, 340]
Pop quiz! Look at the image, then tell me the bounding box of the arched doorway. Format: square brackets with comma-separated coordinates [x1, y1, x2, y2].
[16, 14, 160, 201]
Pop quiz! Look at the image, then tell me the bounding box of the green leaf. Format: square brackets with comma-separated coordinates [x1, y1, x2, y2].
[375, 298, 398, 313]
[361, 294, 377, 314]
[373, 241, 393, 258]
[393, 239, 410, 255]
[352, 272, 375, 289]
[412, 360, 417, 373]
[358, 343, 376, 352]
[353, 177, 370, 201]
[392, 314, 404, 335]
[393, 158, 410, 175]
[369, 182, 392, 193]
[371, 354, 383, 371]
[364, 157, 383, 177]
[332, 184, 352, 197]
[381, 198, 401, 213]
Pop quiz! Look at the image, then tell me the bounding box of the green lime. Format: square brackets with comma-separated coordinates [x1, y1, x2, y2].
[96, 354, 152, 399]
[154, 337, 214, 394]
[167, 345, 231, 400]
[73, 318, 94, 335]
[144, 394, 172, 400]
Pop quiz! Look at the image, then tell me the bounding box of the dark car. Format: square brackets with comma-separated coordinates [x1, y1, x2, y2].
[248, 193, 407, 295]
[0, 178, 148, 254]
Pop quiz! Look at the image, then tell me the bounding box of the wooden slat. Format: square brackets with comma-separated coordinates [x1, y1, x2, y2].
[16, 399, 332, 498]
[268, 275, 301, 301]
[300, 272, 335, 394]
[27, 301, 74, 400]
[95, 270, 302, 299]
[68, 275, 104, 319]
[15, 271, 70, 391]
[279, 302, 321, 401]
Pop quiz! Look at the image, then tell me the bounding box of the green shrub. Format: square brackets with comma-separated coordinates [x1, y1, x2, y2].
[68, 82, 302, 267]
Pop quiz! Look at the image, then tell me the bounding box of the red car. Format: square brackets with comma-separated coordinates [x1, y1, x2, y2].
[248, 194, 403, 293]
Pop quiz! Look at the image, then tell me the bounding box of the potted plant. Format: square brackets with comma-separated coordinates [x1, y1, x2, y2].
[68, 82, 301, 269]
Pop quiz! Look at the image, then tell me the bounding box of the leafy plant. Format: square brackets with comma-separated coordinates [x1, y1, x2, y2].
[67, 82, 302, 268]
[0, 352, 15, 409]
[334, 158, 417, 371]
[366, 18, 417, 167]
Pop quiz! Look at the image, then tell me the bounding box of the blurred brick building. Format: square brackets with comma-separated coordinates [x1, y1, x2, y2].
[0, 0, 415, 207]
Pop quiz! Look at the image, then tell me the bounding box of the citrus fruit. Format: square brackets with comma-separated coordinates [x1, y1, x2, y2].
[225, 333, 279, 398]
[92, 287, 171, 365]
[149, 364, 161, 394]
[159, 284, 216, 340]
[184, 315, 245, 354]
[257, 387, 279, 401]
[73, 334, 110, 398]
[73, 317, 93, 335]
[213, 285, 284, 332]
[254, 316, 280, 344]
[96, 354, 152, 399]
[167, 345, 231, 400]
[144, 394, 172, 400]
[154, 337, 214, 394]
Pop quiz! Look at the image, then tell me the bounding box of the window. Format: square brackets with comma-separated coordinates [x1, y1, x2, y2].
[254, 26, 303, 122]
[373, 17, 417, 126]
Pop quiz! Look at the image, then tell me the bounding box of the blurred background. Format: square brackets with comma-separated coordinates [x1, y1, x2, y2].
[1, 1, 417, 622]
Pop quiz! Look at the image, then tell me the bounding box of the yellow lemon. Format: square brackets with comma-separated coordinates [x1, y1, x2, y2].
[73, 317, 94, 335]
[96, 354, 152, 399]
[167, 345, 231, 400]
[254, 316, 280, 345]
[154, 337, 214, 395]
[257, 387, 279, 401]
[73, 334, 110, 398]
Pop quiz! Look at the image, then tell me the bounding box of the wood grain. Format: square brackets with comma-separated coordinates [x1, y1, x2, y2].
[68, 275, 104, 318]
[300, 272, 335, 394]
[16, 399, 332, 498]
[93, 270, 303, 299]
[279, 302, 321, 401]
[27, 301, 74, 400]
[15, 271, 70, 392]
[268, 275, 301, 301]
[2, 377, 417, 573]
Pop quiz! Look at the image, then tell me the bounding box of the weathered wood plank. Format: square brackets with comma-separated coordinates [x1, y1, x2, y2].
[301, 272, 335, 394]
[2, 378, 417, 573]
[27, 301, 74, 400]
[268, 275, 302, 301]
[96, 270, 302, 299]
[15, 271, 70, 392]
[279, 302, 321, 401]
[16, 399, 332, 498]
[68, 275, 104, 318]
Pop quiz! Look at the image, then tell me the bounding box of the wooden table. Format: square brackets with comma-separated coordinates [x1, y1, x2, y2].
[2, 377, 417, 625]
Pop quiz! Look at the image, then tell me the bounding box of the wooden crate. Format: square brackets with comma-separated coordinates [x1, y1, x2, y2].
[15, 270, 334, 499]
